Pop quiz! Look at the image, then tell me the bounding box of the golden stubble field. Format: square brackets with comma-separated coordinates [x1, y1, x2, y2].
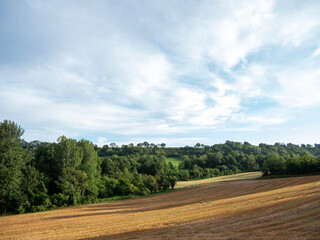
[1, 173, 320, 240]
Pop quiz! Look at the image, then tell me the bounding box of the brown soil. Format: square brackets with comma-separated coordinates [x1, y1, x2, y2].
[1, 174, 320, 240]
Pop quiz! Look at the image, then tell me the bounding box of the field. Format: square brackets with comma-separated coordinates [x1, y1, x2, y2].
[1, 173, 320, 239]
[175, 171, 262, 189]
[166, 157, 182, 168]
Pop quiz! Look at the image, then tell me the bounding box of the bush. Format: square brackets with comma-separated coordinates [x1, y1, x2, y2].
[179, 169, 190, 180]
[51, 193, 69, 207]
[263, 155, 286, 175]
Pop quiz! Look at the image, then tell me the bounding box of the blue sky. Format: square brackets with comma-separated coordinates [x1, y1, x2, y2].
[1, 0, 320, 147]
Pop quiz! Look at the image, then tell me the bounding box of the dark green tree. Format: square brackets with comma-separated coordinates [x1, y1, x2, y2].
[143, 175, 157, 193]
[0, 120, 27, 214]
[262, 154, 286, 175]
[167, 176, 178, 189]
[162, 178, 170, 191]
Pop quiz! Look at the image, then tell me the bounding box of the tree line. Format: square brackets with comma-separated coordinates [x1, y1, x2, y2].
[1, 120, 320, 215]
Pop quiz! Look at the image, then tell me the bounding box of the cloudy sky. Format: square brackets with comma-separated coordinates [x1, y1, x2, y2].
[1, 0, 320, 146]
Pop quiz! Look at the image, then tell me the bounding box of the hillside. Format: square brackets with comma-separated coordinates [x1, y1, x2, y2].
[175, 171, 262, 188]
[2, 120, 320, 215]
[1, 174, 320, 239]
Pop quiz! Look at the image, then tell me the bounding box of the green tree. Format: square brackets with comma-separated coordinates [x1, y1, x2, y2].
[162, 178, 170, 191]
[57, 168, 88, 205]
[22, 165, 51, 212]
[167, 176, 178, 189]
[194, 143, 201, 148]
[262, 154, 286, 175]
[0, 120, 27, 214]
[34, 137, 101, 205]
[143, 175, 158, 193]
[193, 164, 201, 179]
[179, 169, 190, 180]
[77, 139, 101, 202]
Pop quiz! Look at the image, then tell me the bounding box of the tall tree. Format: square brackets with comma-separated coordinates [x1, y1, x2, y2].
[0, 120, 27, 213]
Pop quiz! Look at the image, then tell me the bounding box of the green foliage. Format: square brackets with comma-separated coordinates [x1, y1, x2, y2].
[98, 176, 119, 198]
[210, 168, 220, 176]
[143, 175, 158, 193]
[179, 169, 190, 180]
[0, 120, 26, 214]
[25, 190, 52, 212]
[57, 167, 88, 205]
[193, 164, 202, 179]
[262, 153, 320, 176]
[2, 120, 320, 215]
[166, 157, 182, 168]
[51, 193, 69, 207]
[33, 136, 101, 206]
[161, 178, 170, 191]
[21, 165, 51, 212]
[167, 176, 178, 189]
[262, 155, 287, 175]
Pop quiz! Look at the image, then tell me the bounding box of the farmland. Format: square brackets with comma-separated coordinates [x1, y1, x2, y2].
[1, 174, 320, 239]
[175, 171, 262, 189]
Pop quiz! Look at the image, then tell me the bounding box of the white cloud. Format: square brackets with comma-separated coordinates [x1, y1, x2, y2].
[246, 116, 285, 125]
[177, 0, 275, 68]
[1, 0, 320, 144]
[96, 137, 108, 147]
[125, 54, 172, 107]
[313, 47, 320, 58]
[274, 68, 320, 107]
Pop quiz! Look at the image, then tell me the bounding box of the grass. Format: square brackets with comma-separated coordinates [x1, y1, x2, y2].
[1, 174, 320, 239]
[166, 157, 182, 168]
[261, 171, 320, 179]
[175, 171, 263, 189]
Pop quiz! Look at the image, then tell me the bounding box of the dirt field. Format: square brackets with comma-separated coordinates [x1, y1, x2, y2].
[1, 174, 320, 239]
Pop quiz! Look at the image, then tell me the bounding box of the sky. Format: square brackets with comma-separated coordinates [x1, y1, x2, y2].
[1, 0, 320, 147]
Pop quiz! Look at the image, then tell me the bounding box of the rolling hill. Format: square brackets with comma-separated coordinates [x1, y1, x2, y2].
[1, 173, 319, 239]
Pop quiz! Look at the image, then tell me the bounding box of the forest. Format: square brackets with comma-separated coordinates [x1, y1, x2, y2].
[1, 120, 320, 215]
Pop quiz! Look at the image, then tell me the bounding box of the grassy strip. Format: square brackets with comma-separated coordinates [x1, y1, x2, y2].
[260, 172, 320, 179]
[176, 172, 263, 189]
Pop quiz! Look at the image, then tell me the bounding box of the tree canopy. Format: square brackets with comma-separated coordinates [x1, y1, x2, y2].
[1, 120, 320, 215]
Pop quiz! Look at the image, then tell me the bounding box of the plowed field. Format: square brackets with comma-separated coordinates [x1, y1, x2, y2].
[1, 174, 320, 239]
